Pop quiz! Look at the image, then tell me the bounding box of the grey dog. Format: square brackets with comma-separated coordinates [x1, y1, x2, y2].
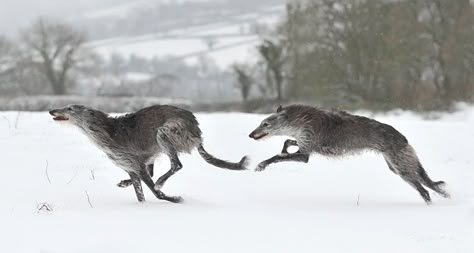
[249, 104, 449, 204]
[50, 104, 248, 203]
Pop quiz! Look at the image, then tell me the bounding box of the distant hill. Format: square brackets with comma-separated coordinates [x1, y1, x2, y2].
[83, 0, 286, 69]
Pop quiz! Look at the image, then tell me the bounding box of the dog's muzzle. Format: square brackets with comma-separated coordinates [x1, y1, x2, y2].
[49, 110, 69, 121]
[249, 130, 268, 140]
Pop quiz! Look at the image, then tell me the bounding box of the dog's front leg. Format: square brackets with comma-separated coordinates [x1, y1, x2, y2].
[129, 172, 145, 202]
[255, 152, 309, 172]
[281, 139, 298, 154]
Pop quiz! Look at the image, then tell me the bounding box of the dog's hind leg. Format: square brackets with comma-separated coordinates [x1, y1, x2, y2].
[384, 147, 434, 204]
[138, 169, 183, 203]
[417, 165, 450, 198]
[386, 145, 450, 200]
[256, 152, 309, 172]
[383, 156, 400, 175]
[403, 176, 432, 204]
[154, 151, 182, 190]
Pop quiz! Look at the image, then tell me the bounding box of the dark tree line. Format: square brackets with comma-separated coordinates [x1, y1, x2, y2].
[241, 0, 473, 110]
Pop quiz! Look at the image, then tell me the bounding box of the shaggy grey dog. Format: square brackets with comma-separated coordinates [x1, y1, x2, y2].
[249, 104, 449, 204]
[49, 104, 248, 203]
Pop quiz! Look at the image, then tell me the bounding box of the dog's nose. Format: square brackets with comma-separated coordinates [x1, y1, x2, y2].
[249, 131, 255, 138]
[49, 110, 56, 116]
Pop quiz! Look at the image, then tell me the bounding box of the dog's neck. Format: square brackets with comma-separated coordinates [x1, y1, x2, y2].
[76, 112, 118, 150]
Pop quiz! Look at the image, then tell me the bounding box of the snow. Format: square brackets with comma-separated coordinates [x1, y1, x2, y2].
[87, 5, 284, 69]
[0, 108, 473, 252]
[93, 35, 259, 69]
[183, 38, 259, 66]
[83, 1, 151, 19]
[123, 71, 154, 82]
[83, 0, 221, 19]
[93, 38, 210, 58]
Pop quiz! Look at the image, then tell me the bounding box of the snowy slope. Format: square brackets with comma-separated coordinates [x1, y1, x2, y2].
[0, 109, 473, 252]
[88, 5, 285, 69]
[92, 35, 259, 66]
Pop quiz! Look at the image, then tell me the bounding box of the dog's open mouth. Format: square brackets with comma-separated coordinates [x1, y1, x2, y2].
[53, 115, 69, 121]
[49, 110, 69, 121]
[253, 132, 269, 140]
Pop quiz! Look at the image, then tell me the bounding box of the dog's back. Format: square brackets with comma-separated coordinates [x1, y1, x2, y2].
[327, 109, 408, 152]
[283, 105, 408, 155]
[111, 105, 202, 154]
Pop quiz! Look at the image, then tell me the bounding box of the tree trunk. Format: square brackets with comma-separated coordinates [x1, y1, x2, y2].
[274, 67, 283, 101]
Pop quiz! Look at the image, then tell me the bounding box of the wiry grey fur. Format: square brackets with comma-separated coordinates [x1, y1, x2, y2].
[49, 104, 248, 203]
[249, 104, 449, 204]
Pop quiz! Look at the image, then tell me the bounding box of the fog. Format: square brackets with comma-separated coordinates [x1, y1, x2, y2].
[1, 0, 472, 112]
[0, 0, 139, 35]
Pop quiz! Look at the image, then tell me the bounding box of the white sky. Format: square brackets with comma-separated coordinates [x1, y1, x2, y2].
[0, 0, 225, 35]
[0, 0, 129, 35]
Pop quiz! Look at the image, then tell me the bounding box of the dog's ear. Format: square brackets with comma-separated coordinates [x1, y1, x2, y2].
[276, 105, 283, 113]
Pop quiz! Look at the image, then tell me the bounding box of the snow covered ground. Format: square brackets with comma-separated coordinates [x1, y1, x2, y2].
[0, 108, 473, 252]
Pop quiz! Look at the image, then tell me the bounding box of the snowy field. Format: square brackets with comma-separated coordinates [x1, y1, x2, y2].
[0, 108, 473, 252]
[88, 5, 284, 69]
[92, 35, 260, 68]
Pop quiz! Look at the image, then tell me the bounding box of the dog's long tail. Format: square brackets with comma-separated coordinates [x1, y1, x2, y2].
[197, 144, 248, 170]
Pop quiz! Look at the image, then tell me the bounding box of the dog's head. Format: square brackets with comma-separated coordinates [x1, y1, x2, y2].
[249, 105, 289, 140]
[49, 105, 101, 126]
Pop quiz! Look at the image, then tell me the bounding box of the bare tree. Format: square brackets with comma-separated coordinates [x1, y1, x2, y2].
[0, 36, 16, 77]
[233, 63, 253, 101]
[0, 36, 28, 96]
[21, 18, 87, 95]
[203, 36, 217, 51]
[108, 52, 126, 76]
[257, 39, 285, 101]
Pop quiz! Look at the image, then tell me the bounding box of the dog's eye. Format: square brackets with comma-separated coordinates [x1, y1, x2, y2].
[262, 122, 269, 127]
[67, 107, 73, 111]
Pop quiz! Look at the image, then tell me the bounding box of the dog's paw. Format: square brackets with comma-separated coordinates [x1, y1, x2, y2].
[255, 163, 267, 172]
[168, 196, 184, 203]
[117, 180, 132, 188]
